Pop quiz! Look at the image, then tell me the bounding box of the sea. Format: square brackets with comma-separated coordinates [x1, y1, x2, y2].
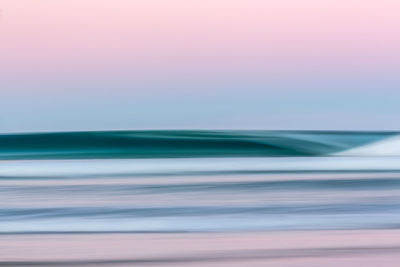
[1, 130, 400, 266]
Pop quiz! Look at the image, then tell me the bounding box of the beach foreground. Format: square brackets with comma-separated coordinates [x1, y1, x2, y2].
[2, 230, 400, 266]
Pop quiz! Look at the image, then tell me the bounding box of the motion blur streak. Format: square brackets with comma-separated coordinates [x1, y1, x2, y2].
[2, 131, 400, 266]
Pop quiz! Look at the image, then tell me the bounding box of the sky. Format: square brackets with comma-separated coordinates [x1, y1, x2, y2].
[1, 0, 400, 132]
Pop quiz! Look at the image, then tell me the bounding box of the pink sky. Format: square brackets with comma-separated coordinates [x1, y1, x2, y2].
[1, 0, 400, 131]
[2, 0, 400, 85]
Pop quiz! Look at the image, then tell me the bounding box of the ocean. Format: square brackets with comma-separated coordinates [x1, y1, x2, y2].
[1, 130, 400, 266]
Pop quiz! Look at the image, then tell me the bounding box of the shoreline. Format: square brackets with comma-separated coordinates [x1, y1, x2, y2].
[3, 229, 400, 266]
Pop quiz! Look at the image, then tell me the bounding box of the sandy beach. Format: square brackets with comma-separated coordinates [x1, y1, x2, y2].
[2, 230, 400, 266]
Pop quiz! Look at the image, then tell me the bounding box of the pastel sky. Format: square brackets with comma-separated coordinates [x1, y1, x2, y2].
[1, 0, 400, 132]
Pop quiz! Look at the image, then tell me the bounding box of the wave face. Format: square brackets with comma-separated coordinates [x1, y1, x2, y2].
[1, 130, 400, 234]
[0, 130, 396, 159]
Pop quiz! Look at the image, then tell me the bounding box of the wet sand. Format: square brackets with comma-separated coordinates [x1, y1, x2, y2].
[2, 230, 400, 266]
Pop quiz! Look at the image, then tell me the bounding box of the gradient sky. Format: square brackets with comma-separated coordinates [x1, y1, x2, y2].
[1, 0, 400, 132]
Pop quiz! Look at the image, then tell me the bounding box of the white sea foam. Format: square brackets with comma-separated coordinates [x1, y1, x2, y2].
[336, 135, 400, 156]
[2, 157, 400, 178]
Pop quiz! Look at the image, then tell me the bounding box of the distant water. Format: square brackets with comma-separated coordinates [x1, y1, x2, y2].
[1, 130, 400, 234]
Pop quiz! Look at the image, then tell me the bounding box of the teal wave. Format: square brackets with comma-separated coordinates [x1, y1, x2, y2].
[0, 130, 395, 160]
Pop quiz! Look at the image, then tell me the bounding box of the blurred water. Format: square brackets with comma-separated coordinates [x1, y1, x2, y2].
[1, 158, 400, 234]
[1, 131, 400, 265]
